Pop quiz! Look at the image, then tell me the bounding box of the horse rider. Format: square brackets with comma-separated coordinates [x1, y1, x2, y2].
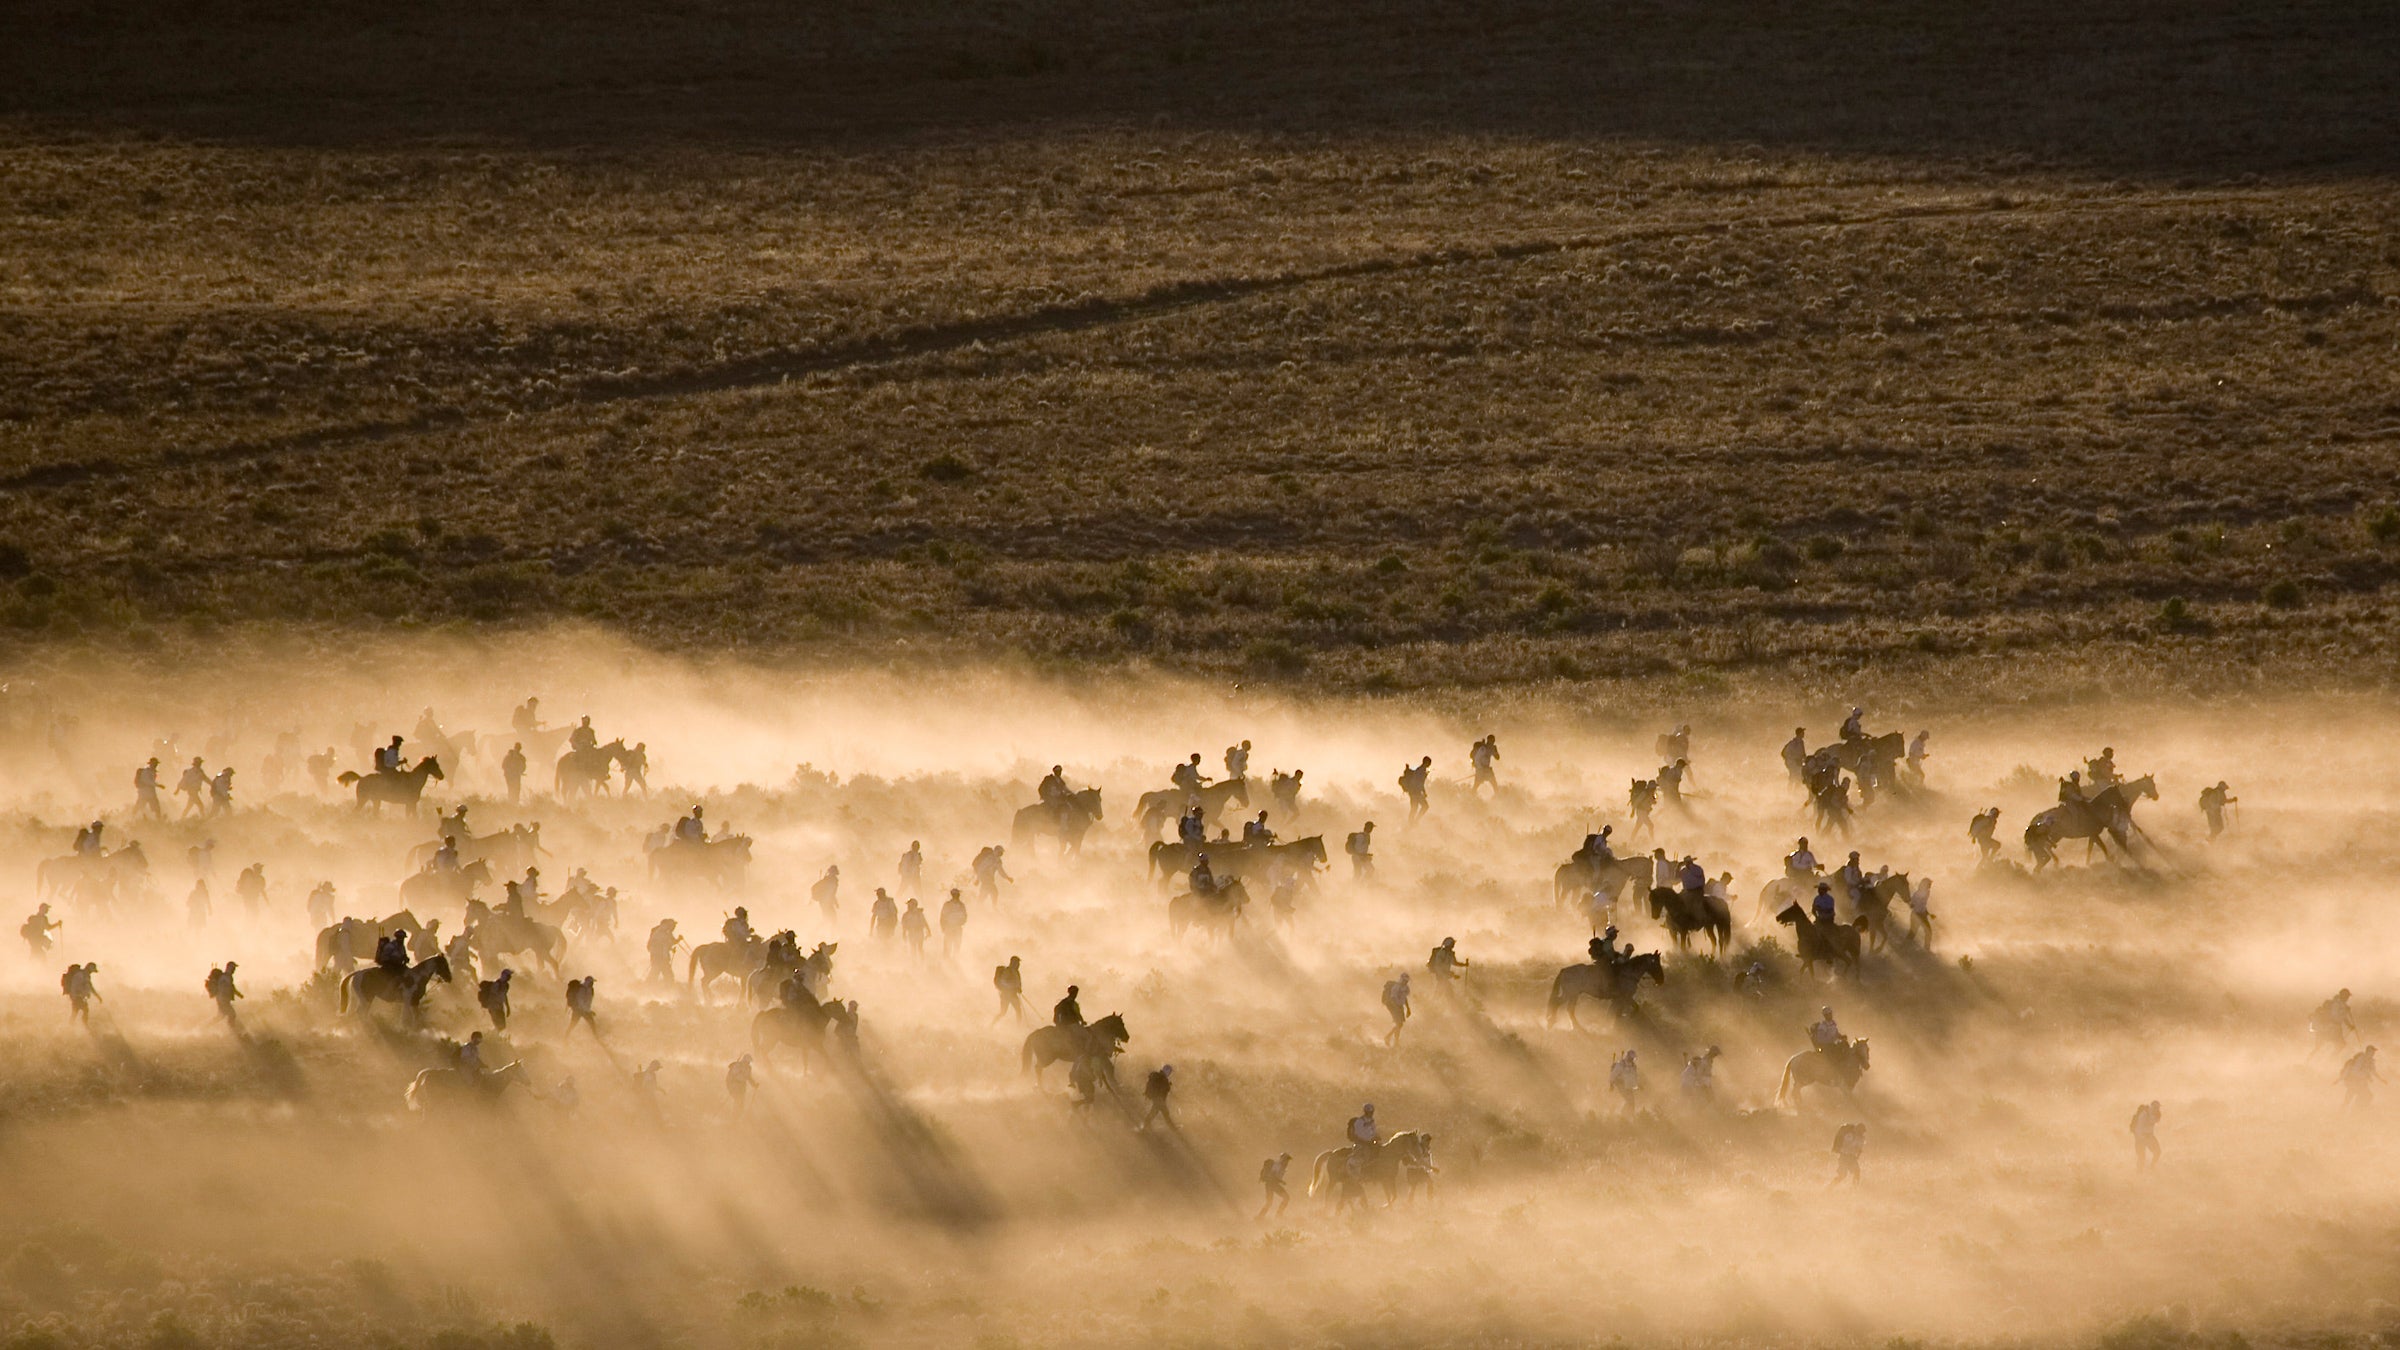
[1226, 740, 1252, 779]
[1348, 1103, 1379, 1149]
[432, 835, 461, 874]
[375, 735, 405, 774]
[2087, 746, 2119, 788]
[375, 928, 410, 975]
[2059, 769, 2086, 805]
[1038, 764, 1070, 809]
[512, 697, 541, 735]
[21, 903, 60, 958]
[495, 881, 527, 922]
[72, 819, 103, 857]
[1836, 851, 1865, 904]
[457, 1030, 487, 1078]
[1242, 811, 1274, 846]
[1583, 824, 1616, 863]
[1969, 808, 2002, 861]
[1138, 1064, 1175, 1132]
[1678, 854, 1707, 897]
[1809, 1005, 1847, 1050]
[675, 805, 707, 844]
[722, 906, 753, 947]
[1188, 854, 1219, 898]
[1589, 925, 1622, 969]
[1346, 821, 1375, 880]
[1428, 937, 1468, 980]
[1840, 706, 1866, 742]
[569, 716, 598, 754]
[993, 955, 1027, 1024]
[1172, 754, 1208, 796]
[1178, 805, 1207, 851]
[1053, 984, 1084, 1028]
[1782, 727, 1809, 781]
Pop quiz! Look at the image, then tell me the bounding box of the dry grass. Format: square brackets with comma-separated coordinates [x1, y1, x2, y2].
[1, 0, 2397, 690]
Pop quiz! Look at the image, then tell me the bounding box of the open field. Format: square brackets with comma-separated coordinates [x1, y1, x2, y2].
[5, 0, 2400, 687]
[0, 650, 2397, 1349]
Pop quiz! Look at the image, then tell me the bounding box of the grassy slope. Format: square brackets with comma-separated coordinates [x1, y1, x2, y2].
[2, 0, 2398, 688]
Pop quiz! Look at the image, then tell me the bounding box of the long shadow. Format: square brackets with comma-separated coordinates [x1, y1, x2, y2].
[1, 0, 2394, 178]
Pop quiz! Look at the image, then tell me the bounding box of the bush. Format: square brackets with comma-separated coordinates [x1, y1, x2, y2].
[2262, 578, 2303, 609]
[2157, 597, 2204, 633]
[918, 455, 974, 484]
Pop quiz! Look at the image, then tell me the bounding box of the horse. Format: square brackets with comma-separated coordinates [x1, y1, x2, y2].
[1545, 952, 1665, 1027]
[1012, 788, 1104, 857]
[688, 934, 769, 1004]
[1777, 1039, 1872, 1108]
[1775, 903, 1863, 979]
[1221, 836, 1326, 884]
[399, 858, 490, 911]
[744, 940, 836, 1007]
[336, 757, 445, 815]
[406, 1060, 534, 1114]
[1021, 1012, 1129, 1086]
[408, 824, 544, 877]
[1167, 882, 1249, 942]
[1308, 1131, 1437, 1210]
[2027, 775, 2159, 869]
[1853, 873, 1912, 950]
[554, 740, 628, 800]
[315, 910, 429, 971]
[337, 953, 452, 1025]
[752, 992, 840, 1072]
[1646, 886, 1731, 957]
[648, 834, 752, 890]
[1136, 777, 1251, 836]
[465, 906, 566, 977]
[1553, 852, 1646, 909]
[36, 845, 151, 910]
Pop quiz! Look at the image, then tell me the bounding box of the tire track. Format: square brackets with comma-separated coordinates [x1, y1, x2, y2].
[0, 186, 2303, 494]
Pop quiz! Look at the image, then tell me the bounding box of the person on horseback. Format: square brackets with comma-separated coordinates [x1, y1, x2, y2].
[2199, 782, 2237, 838]
[1590, 925, 1621, 969]
[478, 968, 513, 1031]
[1969, 807, 2002, 862]
[513, 697, 541, 735]
[73, 819, 102, 857]
[1242, 811, 1274, 846]
[2087, 746, 2119, 788]
[564, 976, 598, 1041]
[376, 736, 405, 774]
[1840, 706, 1866, 741]
[21, 903, 60, 958]
[1139, 1064, 1175, 1132]
[1830, 1121, 1866, 1186]
[993, 955, 1026, 1024]
[2130, 1100, 2162, 1167]
[1382, 972, 1412, 1046]
[1783, 727, 1809, 781]
[1172, 754, 1208, 795]
[1609, 1049, 1641, 1114]
[675, 805, 707, 845]
[2059, 770, 2085, 805]
[1812, 882, 1838, 925]
[1346, 822, 1375, 880]
[1810, 1005, 1846, 1050]
[1178, 805, 1207, 851]
[723, 906, 753, 947]
[1678, 855, 1706, 896]
[432, 835, 460, 873]
[457, 1030, 486, 1077]
[501, 742, 527, 803]
[1054, 985, 1084, 1027]
[1188, 854, 1219, 898]
[375, 929, 409, 975]
[1038, 765, 1070, 808]
[495, 881, 527, 922]
[1428, 937, 1468, 981]
[1348, 1103, 1379, 1148]
[647, 919, 682, 982]
[1258, 1153, 1293, 1218]
[1399, 757, 1432, 823]
[2339, 1047, 2385, 1109]
[1583, 824, 1616, 863]
[569, 716, 597, 754]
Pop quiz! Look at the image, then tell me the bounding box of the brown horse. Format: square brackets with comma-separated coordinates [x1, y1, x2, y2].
[1021, 1012, 1129, 1086]
[337, 758, 445, 815]
[1776, 903, 1863, 979]
[1012, 788, 1104, 857]
[1308, 1132, 1437, 1210]
[1167, 882, 1248, 942]
[338, 953, 452, 1025]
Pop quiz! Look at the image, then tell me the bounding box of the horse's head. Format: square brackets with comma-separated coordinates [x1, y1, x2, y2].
[426, 953, 453, 983]
[1634, 952, 1666, 984]
[422, 757, 445, 780]
[810, 941, 838, 962]
[2130, 774, 2158, 801]
[1302, 837, 1326, 864]
[1852, 1039, 1871, 1069]
[1775, 902, 1805, 927]
[1094, 1012, 1130, 1046]
[1078, 788, 1104, 816]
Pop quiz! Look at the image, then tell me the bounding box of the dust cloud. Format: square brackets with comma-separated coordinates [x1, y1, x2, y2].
[0, 630, 2392, 1350]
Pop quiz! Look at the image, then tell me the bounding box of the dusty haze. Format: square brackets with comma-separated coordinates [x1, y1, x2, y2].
[0, 631, 2392, 1350]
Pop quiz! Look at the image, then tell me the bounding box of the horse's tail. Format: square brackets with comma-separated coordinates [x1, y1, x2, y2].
[686, 949, 702, 986]
[1308, 1153, 1330, 1198]
[405, 1072, 428, 1113]
[337, 771, 362, 786]
[1019, 1032, 1037, 1075]
[337, 974, 353, 1013]
[1776, 1058, 1796, 1107]
[1545, 971, 1566, 1022]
